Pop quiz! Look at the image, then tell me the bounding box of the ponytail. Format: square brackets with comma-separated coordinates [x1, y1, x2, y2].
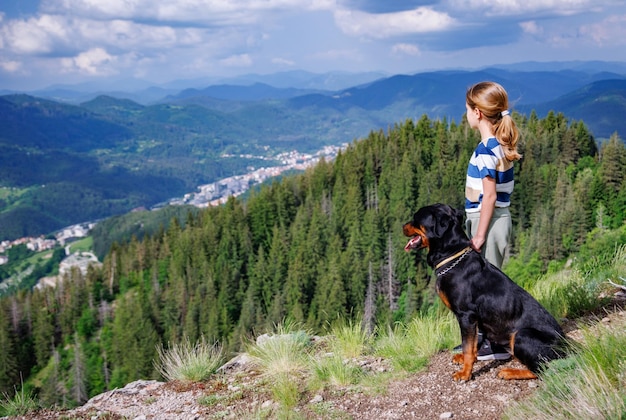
[495, 112, 522, 161]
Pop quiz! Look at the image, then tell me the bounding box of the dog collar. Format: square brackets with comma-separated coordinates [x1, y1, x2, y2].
[434, 246, 472, 275]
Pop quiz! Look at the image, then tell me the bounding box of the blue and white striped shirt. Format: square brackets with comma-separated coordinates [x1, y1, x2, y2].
[465, 137, 514, 213]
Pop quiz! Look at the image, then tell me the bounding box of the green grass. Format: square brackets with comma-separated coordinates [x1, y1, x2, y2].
[504, 323, 626, 419]
[69, 236, 94, 253]
[0, 384, 39, 417]
[310, 354, 364, 388]
[326, 317, 373, 359]
[198, 389, 243, 407]
[246, 321, 312, 409]
[155, 336, 224, 382]
[246, 321, 312, 376]
[374, 308, 458, 373]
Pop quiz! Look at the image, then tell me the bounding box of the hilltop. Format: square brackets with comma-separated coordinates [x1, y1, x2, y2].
[20, 296, 626, 419]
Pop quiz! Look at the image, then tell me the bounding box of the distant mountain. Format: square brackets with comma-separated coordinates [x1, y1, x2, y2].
[287, 68, 625, 115]
[519, 79, 626, 138]
[489, 60, 626, 74]
[213, 70, 389, 91]
[166, 82, 321, 102]
[10, 70, 388, 105]
[0, 94, 132, 152]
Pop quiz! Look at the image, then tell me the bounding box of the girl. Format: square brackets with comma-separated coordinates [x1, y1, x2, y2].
[464, 81, 522, 360]
[465, 81, 521, 268]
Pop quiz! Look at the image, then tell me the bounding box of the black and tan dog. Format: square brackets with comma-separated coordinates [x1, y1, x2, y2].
[403, 203, 565, 381]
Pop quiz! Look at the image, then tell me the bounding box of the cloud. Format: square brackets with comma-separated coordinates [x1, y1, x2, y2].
[448, 0, 615, 17]
[334, 7, 457, 38]
[0, 13, 230, 57]
[519, 20, 543, 36]
[40, 0, 335, 24]
[272, 57, 296, 66]
[61, 47, 116, 75]
[2, 14, 69, 54]
[391, 43, 421, 56]
[579, 14, 626, 45]
[219, 53, 253, 68]
[0, 59, 21, 72]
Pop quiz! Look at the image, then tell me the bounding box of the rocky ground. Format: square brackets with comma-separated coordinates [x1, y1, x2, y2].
[10, 297, 625, 420]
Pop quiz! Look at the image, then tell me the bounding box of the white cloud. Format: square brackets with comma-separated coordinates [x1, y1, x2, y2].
[61, 47, 116, 75]
[219, 53, 253, 68]
[0, 60, 21, 72]
[1, 14, 228, 57]
[41, 0, 335, 24]
[579, 14, 626, 45]
[391, 43, 421, 56]
[334, 7, 456, 38]
[2, 14, 70, 54]
[272, 57, 296, 66]
[519, 20, 543, 35]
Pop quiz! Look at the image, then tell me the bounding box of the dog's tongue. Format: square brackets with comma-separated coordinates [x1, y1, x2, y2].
[404, 236, 422, 251]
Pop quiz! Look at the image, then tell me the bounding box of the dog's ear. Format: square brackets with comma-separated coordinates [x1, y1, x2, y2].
[433, 205, 462, 237]
[453, 207, 464, 226]
[433, 210, 452, 237]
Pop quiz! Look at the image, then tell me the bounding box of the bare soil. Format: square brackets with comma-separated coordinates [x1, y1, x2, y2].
[12, 299, 625, 420]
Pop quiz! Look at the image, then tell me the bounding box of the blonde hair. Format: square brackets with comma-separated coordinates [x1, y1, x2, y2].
[466, 81, 521, 161]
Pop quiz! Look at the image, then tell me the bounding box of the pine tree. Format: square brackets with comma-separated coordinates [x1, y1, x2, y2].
[70, 334, 88, 404]
[0, 304, 18, 394]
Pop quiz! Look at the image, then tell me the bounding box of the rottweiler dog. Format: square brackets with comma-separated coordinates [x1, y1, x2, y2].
[403, 203, 565, 381]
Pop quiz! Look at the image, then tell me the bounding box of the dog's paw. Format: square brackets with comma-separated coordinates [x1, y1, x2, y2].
[452, 353, 464, 364]
[452, 370, 472, 381]
[497, 368, 538, 380]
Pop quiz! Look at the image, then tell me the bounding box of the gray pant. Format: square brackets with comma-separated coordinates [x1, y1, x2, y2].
[465, 207, 511, 269]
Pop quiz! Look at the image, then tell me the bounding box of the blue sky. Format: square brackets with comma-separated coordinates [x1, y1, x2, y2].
[1, 0, 625, 90]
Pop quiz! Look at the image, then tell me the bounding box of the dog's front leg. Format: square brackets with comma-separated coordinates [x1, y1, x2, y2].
[452, 317, 478, 381]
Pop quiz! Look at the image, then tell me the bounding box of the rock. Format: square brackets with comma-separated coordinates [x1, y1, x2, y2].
[440, 412, 454, 418]
[217, 353, 254, 373]
[310, 394, 324, 404]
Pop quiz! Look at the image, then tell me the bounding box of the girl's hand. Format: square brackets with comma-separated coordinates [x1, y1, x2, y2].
[470, 236, 485, 252]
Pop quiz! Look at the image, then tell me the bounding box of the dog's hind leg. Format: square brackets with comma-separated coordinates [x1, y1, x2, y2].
[499, 329, 562, 380]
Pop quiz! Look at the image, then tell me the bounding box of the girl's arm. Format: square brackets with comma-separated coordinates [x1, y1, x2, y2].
[471, 175, 496, 251]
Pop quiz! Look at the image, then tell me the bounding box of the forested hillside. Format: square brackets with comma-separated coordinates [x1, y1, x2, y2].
[0, 111, 625, 407]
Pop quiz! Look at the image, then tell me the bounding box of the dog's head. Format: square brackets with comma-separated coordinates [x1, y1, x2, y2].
[403, 204, 466, 253]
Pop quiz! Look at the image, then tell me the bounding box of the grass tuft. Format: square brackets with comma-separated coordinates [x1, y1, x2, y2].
[246, 320, 311, 409]
[327, 317, 373, 359]
[310, 354, 363, 388]
[374, 310, 458, 373]
[155, 336, 224, 382]
[247, 321, 311, 377]
[0, 384, 39, 417]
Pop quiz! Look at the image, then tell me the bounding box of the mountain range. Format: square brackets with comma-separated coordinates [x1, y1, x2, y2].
[0, 61, 625, 241]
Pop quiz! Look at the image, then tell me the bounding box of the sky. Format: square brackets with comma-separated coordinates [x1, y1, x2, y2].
[1, 0, 626, 90]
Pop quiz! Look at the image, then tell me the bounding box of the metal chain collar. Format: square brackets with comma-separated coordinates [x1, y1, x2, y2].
[435, 247, 472, 277]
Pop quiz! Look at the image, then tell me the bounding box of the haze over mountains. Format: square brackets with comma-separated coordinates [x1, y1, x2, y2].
[0, 61, 625, 242]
